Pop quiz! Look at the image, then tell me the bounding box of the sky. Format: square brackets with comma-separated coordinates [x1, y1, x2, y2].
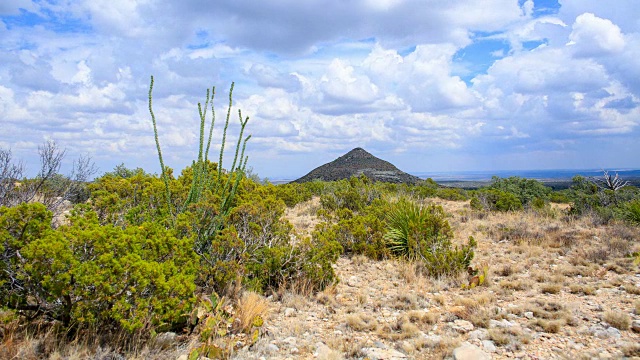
[1, 0, 639, 180]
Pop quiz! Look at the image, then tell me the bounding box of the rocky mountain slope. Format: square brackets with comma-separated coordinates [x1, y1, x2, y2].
[293, 148, 422, 184]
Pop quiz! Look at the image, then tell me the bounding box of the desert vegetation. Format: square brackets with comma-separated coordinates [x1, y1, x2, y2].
[1, 81, 639, 359]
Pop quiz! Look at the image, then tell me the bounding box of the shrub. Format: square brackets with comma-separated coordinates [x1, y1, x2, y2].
[489, 176, 551, 207]
[436, 187, 468, 201]
[0, 203, 198, 333]
[314, 202, 390, 260]
[472, 189, 523, 212]
[273, 182, 312, 207]
[384, 199, 476, 277]
[622, 200, 640, 225]
[319, 175, 381, 212]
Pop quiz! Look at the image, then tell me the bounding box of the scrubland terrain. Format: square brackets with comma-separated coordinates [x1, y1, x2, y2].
[2, 141, 639, 360]
[237, 198, 640, 360]
[2, 193, 640, 360]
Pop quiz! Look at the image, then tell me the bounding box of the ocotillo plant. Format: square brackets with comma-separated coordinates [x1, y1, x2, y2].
[148, 76, 251, 254]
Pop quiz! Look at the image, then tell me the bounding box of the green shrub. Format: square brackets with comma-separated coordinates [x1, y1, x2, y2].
[623, 200, 640, 225]
[472, 189, 523, 212]
[488, 176, 551, 207]
[1, 203, 198, 333]
[384, 199, 476, 277]
[273, 182, 312, 207]
[319, 175, 381, 213]
[436, 187, 468, 201]
[550, 191, 570, 203]
[314, 201, 390, 260]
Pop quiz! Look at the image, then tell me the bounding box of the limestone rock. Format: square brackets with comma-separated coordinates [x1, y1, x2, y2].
[451, 319, 474, 333]
[453, 342, 491, 360]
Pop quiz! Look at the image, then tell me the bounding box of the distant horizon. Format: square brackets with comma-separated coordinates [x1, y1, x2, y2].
[270, 167, 640, 183]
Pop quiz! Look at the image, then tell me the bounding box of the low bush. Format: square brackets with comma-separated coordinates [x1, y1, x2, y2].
[471, 189, 523, 212]
[384, 199, 476, 277]
[0, 203, 198, 333]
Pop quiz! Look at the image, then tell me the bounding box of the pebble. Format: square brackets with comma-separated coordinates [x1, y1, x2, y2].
[524, 311, 534, 319]
[284, 308, 296, 317]
[266, 344, 279, 353]
[347, 276, 359, 287]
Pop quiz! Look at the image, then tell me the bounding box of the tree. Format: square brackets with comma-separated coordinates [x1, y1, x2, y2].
[591, 170, 630, 191]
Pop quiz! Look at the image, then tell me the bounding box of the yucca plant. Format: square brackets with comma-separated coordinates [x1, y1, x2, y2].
[623, 199, 640, 225]
[384, 199, 476, 277]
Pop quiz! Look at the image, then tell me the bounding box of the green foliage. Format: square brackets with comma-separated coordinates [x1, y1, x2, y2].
[622, 199, 640, 225]
[436, 187, 468, 201]
[384, 199, 476, 277]
[549, 190, 570, 203]
[488, 176, 551, 207]
[320, 175, 381, 212]
[273, 182, 312, 207]
[103, 163, 149, 179]
[148, 77, 251, 257]
[471, 189, 523, 212]
[0, 203, 198, 332]
[567, 175, 640, 224]
[313, 199, 390, 260]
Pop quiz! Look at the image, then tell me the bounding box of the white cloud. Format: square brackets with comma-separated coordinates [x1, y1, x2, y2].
[320, 59, 379, 104]
[568, 13, 625, 57]
[1, 0, 640, 177]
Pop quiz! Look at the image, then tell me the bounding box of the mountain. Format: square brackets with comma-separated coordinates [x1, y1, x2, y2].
[293, 148, 422, 184]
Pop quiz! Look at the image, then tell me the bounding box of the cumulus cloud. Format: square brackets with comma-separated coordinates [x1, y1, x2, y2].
[1, 0, 639, 177]
[568, 13, 625, 57]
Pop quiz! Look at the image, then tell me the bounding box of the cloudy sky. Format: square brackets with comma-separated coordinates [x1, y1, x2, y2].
[1, 0, 639, 179]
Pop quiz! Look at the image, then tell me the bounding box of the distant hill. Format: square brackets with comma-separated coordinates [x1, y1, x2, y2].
[293, 148, 422, 184]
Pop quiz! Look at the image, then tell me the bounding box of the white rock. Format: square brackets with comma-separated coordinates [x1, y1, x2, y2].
[452, 319, 475, 333]
[153, 332, 177, 349]
[482, 340, 497, 353]
[524, 311, 534, 319]
[347, 276, 359, 287]
[284, 307, 296, 317]
[468, 329, 489, 340]
[453, 342, 491, 360]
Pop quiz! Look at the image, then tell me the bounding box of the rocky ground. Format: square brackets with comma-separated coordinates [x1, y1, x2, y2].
[233, 198, 640, 360]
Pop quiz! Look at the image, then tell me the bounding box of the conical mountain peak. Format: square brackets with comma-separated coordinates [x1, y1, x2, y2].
[293, 148, 421, 184]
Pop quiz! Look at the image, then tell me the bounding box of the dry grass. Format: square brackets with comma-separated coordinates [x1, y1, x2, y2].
[531, 319, 564, 333]
[393, 293, 419, 310]
[540, 283, 562, 294]
[568, 284, 596, 295]
[499, 279, 531, 291]
[234, 291, 270, 334]
[406, 310, 438, 326]
[622, 284, 640, 295]
[603, 310, 631, 330]
[345, 313, 378, 331]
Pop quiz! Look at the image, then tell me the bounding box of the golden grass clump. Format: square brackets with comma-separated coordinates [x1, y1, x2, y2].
[345, 313, 379, 331]
[234, 291, 270, 334]
[603, 310, 631, 330]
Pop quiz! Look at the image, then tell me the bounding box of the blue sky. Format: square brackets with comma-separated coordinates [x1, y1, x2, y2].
[1, 0, 639, 179]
